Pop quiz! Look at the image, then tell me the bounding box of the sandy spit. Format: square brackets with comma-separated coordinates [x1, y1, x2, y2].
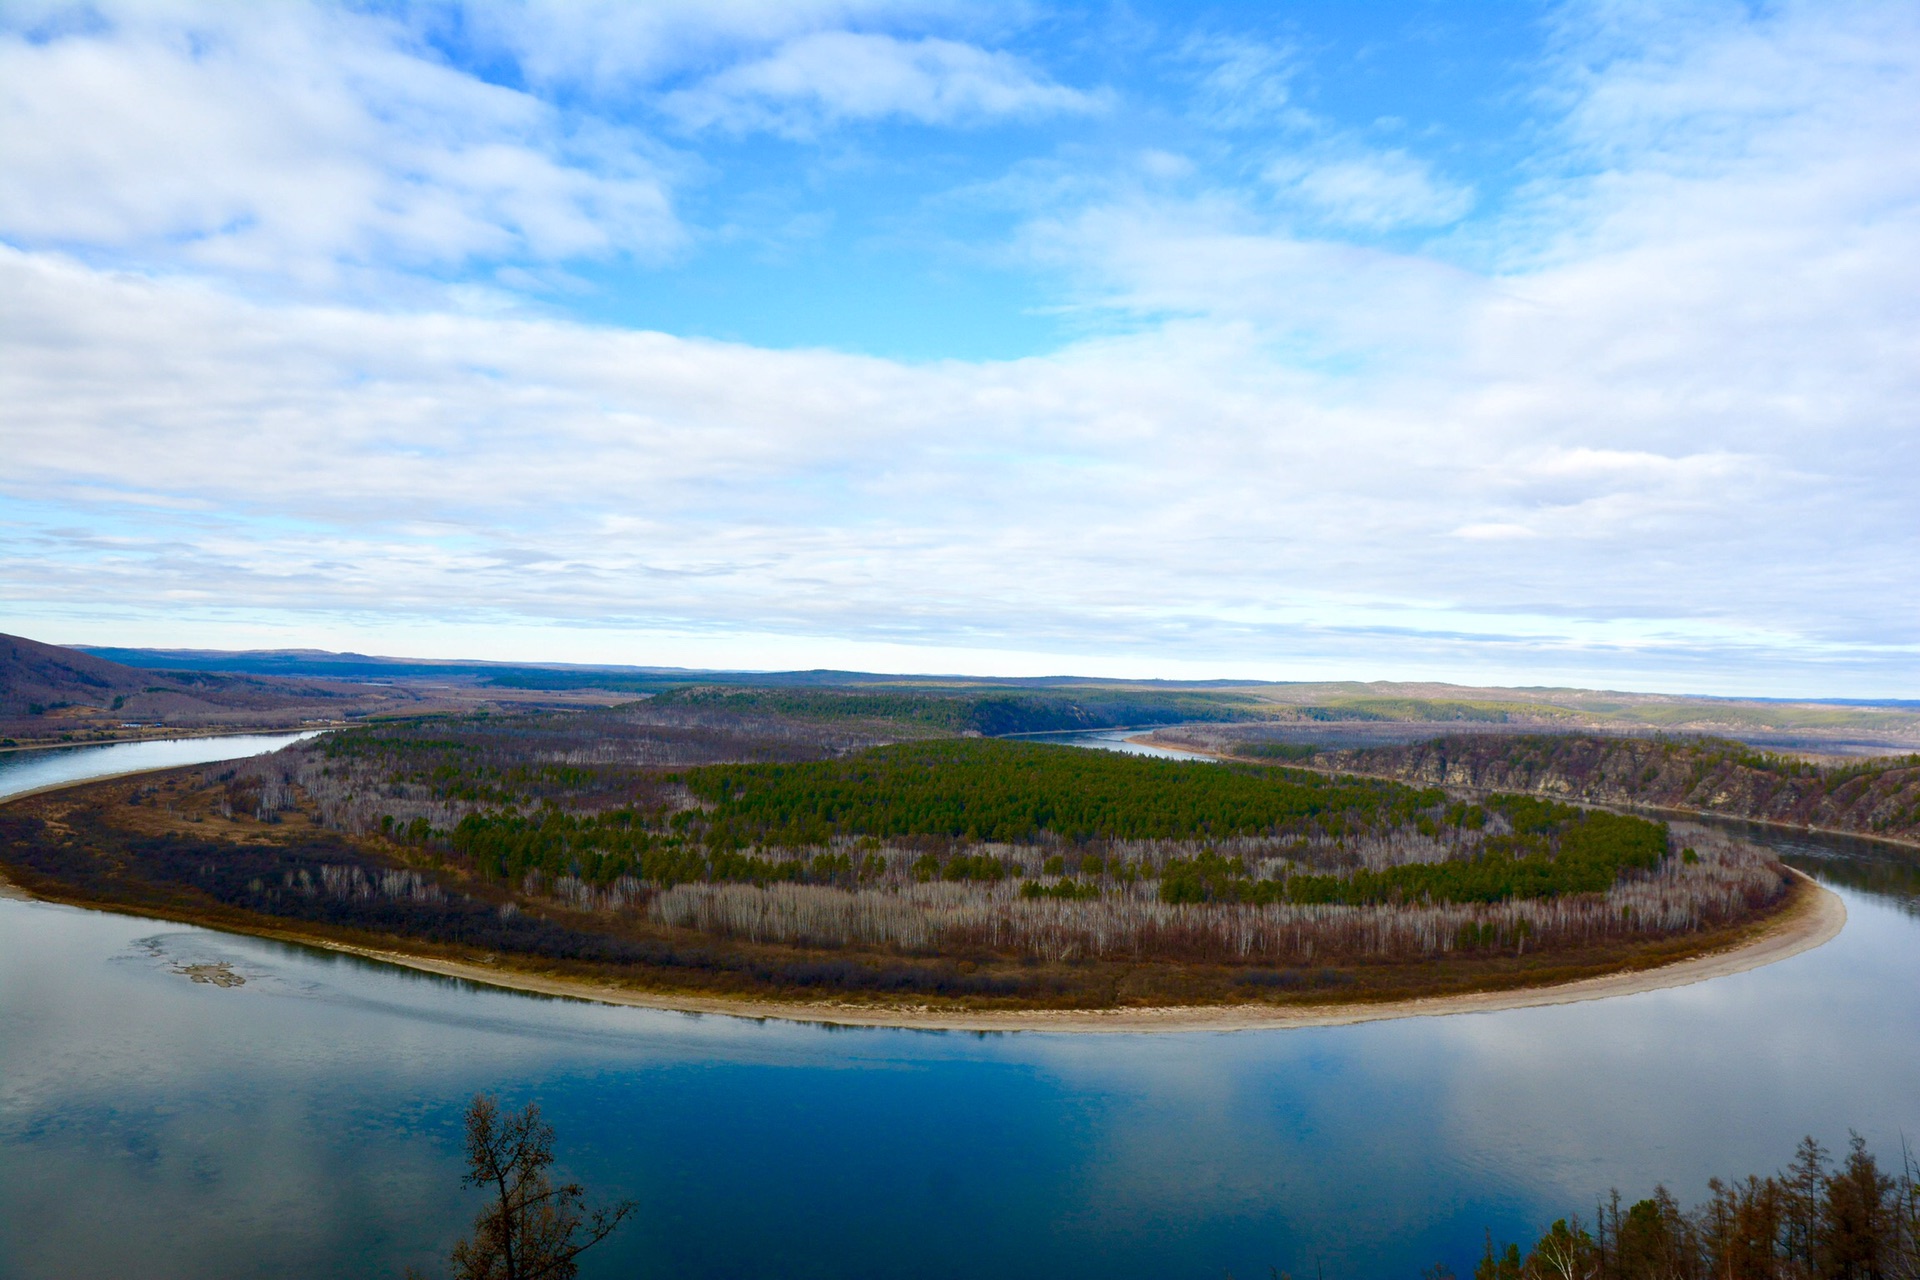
[197, 869, 1840, 1035]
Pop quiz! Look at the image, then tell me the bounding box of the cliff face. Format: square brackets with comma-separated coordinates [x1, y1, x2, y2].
[1334, 735, 1920, 844]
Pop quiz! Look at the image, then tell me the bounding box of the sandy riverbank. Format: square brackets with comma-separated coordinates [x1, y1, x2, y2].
[115, 866, 1834, 1035]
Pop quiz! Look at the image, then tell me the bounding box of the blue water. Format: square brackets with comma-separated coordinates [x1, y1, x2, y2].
[0, 732, 321, 801]
[1021, 728, 1209, 760]
[1, 737, 1916, 1280]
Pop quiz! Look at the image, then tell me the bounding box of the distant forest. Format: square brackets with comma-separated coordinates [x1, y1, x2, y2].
[645, 685, 1268, 734]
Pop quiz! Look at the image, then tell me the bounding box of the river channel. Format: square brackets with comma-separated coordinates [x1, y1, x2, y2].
[1, 734, 1916, 1279]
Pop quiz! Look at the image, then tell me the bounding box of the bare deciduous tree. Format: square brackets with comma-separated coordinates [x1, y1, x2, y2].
[441, 1094, 635, 1280]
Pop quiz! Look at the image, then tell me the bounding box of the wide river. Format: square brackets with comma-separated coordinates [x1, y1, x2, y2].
[2, 734, 1917, 1280]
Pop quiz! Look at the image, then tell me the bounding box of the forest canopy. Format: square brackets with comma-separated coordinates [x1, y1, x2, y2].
[338, 729, 1683, 911]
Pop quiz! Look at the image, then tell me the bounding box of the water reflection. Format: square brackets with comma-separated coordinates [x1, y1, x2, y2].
[3, 741, 1919, 1279]
[1018, 729, 1211, 761]
[1711, 818, 1920, 919]
[0, 731, 322, 801]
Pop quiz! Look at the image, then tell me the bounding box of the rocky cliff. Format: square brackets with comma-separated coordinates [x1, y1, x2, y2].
[1331, 734, 1920, 845]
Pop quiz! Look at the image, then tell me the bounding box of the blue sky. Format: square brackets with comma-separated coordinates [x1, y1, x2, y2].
[1, 0, 1916, 694]
[473, 3, 1548, 360]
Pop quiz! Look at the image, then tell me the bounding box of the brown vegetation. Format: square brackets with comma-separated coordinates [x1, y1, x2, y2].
[1146, 730, 1920, 848]
[641, 823, 1779, 964]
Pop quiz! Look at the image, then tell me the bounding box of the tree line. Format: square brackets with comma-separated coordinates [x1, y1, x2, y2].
[1449, 1133, 1917, 1280]
[650, 684, 1266, 734]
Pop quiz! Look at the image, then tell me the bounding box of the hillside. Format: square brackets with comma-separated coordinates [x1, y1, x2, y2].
[0, 631, 415, 742]
[1212, 685, 1920, 755]
[0, 633, 156, 714]
[1320, 735, 1920, 846]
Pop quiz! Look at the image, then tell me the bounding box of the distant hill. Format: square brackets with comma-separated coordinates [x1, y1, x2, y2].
[38, 636, 1920, 754]
[76, 645, 1264, 692]
[0, 631, 418, 738]
[75, 645, 678, 685]
[0, 633, 157, 715]
[644, 685, 1266, 735]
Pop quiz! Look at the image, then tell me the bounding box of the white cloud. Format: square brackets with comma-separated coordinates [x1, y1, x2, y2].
[0, 0, 1916, 692]
[1137, 150, 1196, 181]
[661, 31, 1100, 135]
[1179, 33, 1306, 131]
[1178, 33, 1469, 231]
[451, 0, 953, 95]
[1021, 197, 1484, 359]
[1265, 149, 1476, 230]
[0, 3, 681, 278]
[1, 213, 1913, 691]
[442, 0, 1095, 136]
[1452, 523, 1537, 542]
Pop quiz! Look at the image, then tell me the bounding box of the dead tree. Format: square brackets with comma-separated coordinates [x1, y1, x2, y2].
[444, 1094, 635, 1280]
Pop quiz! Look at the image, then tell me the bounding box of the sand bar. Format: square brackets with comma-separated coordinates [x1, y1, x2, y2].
[185, 867, 1835, 1033]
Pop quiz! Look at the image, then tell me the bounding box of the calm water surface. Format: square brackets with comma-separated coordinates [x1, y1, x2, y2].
[0, 732, 322, 799]
[1021, 728, 1209, 760]
[2, 736, 1917, 1280]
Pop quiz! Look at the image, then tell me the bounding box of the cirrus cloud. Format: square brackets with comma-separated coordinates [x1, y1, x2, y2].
[1265, 149, 1476, 230]
[661, 31, 1102, 135]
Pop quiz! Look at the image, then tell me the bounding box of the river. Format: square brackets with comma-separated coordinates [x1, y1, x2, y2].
[1, 734, 1916, 1280]
[0, 732, 324, 798]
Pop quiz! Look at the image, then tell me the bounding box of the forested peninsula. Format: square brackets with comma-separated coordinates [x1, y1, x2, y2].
[0, 698, 1825, 1022]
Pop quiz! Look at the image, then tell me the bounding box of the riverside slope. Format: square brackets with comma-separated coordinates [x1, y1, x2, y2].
[1146, 729, 1920, 851]
[1330, 735, 1920, 849]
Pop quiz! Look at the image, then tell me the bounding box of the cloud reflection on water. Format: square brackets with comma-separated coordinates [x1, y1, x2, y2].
[1, 855, 1916, 1278]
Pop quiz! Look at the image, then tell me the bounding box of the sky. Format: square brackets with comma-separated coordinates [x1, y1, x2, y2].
[0, 0, 1916, 696]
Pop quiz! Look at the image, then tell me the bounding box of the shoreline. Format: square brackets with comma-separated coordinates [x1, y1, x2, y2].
[0, 732, 328, 808]
[215, 868, 1841, 1033]
[0, 725, 349, 757]
[0, 753, 1850, 1034]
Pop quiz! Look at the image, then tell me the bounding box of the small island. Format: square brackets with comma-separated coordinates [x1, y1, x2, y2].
[0, 694, 1839, 1030]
